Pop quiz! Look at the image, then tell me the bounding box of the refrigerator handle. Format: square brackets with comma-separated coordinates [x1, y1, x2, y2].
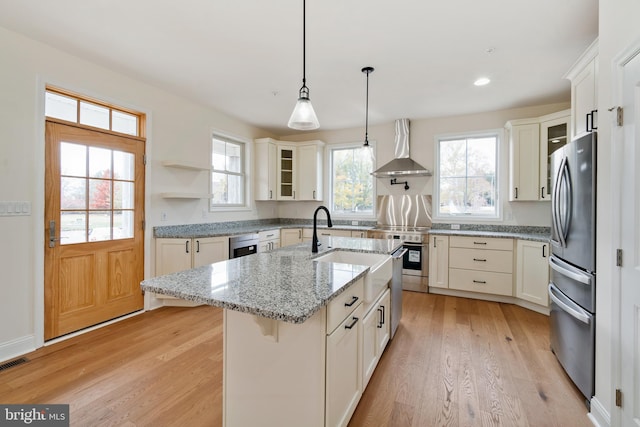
[548, 283, 590, 325]
[551, 156, 566, 247]
[559, 159, 572, 246]
[549, 256, 592, 286]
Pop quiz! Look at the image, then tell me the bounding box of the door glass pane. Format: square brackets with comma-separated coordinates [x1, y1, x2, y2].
[45, 92, 78, 122]
[113, 151, 134, 180]
[61, 211, 86, 244]
[61, 177, 87, 209]
[113, 210, 134, 239]
[112, 111, 138, 136]
[113, 181, 134, 209]
[89, 211, 112, 242]
[80, 101, 109, 130]
[89, 147, 112, 178]
[61, 143, 87, 177]
[89, 179, 112, 209]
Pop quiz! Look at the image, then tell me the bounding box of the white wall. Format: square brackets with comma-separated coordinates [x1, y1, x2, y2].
[0, 26, 274, 361]
[278, 103, 569, 226]
[593, 0, 640, 424]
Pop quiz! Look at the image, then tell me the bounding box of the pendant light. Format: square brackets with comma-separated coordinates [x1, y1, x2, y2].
[288, 0, 319, 130]
[362, 66, 374, 146]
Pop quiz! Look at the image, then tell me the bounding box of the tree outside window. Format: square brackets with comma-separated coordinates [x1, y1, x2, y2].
[437, 134, 498, 218]
[330, 145, 374, 216]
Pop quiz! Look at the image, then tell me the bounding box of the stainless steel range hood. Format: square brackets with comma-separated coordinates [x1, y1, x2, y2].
[371, 118, 432, 178]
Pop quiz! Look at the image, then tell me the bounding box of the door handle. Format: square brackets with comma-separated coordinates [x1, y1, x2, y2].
[548, 283, 590, 324]
[549, 256, 591, 285]
[48, 220, 60, 248]
[344, 296, 359, 307]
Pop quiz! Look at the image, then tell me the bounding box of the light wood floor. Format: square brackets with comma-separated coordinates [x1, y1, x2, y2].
[0, 292, 590, 426]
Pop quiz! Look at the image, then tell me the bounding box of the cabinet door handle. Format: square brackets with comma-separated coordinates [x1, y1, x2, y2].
[196, 240, 200, 253]
[542, 244, 547, 258]
[293, 190, 296, 199]
[345, 317, 359, 330]
[433, 236, 437, 248]
[473, 258, 487, 262]
[473, 280, 487, 284]
[344, 296, 359, 307]
[185, 240, 190, 254]
[298, 229, 301, 239]
[377, 307, 383, 328]
[473, 241, 487, 245]
[514, 187, 518, 199]
[270, 190, 273, 200]
[586, 112, 591, 133]
[313, 190, 316, 199]
[541, 186, 545, 199]
[591, 109, 598, 130]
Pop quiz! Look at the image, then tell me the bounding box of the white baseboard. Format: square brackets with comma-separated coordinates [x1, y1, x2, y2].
[588, 397, 611, 427]
[0, 334, 36, 364]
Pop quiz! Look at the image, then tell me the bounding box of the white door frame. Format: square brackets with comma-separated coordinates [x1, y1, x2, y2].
[611, 37, 640, 427]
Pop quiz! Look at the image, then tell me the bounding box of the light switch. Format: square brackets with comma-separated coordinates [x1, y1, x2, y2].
[0, 201, 32, 216]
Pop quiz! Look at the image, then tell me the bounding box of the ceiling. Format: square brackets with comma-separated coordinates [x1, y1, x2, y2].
[0, 0, 598, 136]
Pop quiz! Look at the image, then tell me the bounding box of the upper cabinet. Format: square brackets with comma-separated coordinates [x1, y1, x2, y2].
[564, 39, 598, 139]
[255, 138, 324, 202]
[507, 110, 569, 201]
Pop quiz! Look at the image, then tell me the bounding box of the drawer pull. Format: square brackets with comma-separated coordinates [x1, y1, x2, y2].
[345, 317, 359, 329]
[473, 258, 487, 262]
[344, 296, 359, 307]
[473, 241, 487, 245]
[473, 280, 487, 284]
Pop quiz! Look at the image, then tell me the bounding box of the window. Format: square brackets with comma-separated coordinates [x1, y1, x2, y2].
[45, 87, 141, 136]
[211, 135, 246, 208]
[435, 132, 499, 218]
[329, 143, 375, 217]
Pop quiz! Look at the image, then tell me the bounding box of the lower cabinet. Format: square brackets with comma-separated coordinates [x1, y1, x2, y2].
[428, 235, 449, 288]
[155, 236, 229, 305]
[258, 230, 280, 252]
[362, 289, 391, 388]
[303, 228, 352, 242]
[280, 228, 302, 247]
[515, 239, 550, 307]
[326, 303, 363, 427]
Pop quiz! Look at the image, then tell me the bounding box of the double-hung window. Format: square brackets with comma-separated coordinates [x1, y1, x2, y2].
[211, 135, 246, 209]
[328, 143, 375, 217]
[435, 132, 499, 219]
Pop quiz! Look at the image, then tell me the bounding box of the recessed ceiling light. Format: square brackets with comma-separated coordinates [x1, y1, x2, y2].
[474, 77, 491, 86]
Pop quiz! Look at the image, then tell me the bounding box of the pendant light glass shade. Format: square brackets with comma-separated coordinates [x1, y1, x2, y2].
[288, 86, 319, 130]
[288, 0, 319, 130]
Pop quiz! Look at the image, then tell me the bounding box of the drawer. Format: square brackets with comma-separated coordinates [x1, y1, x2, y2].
[449, 248, 513, 273]
[258, 229, 279, 241]
[327, 278, 364, 334]
[449, 268, 513, 296]
[449, 236, 513, 251]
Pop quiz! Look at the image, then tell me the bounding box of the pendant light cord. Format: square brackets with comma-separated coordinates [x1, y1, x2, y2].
[302, 0, 307, 91]
[362, 67, 374, 146]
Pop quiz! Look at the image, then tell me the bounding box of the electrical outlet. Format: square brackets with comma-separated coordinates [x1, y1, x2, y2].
[351, 220, 359, 226]
[451, 224, 460, 230]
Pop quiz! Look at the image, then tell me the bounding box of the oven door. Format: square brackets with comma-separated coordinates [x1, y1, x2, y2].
[402, 243, 426, 276]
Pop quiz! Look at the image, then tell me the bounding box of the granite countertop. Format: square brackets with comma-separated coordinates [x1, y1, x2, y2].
[141, 237, 402, 324]
[429, 228, 550, 242]
[154, 222, 374, 239]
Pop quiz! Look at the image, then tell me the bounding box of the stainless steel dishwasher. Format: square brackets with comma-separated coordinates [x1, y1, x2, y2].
[390, 247, 407, 338]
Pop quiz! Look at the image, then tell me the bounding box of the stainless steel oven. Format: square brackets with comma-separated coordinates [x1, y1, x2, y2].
[401, 241, 428, 277]
[229, 233, 259, 259]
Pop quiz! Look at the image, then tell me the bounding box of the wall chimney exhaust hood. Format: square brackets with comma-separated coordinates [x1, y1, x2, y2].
[371, 119, 432, 178]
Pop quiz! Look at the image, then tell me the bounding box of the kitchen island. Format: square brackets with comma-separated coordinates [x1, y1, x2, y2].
[141, 236, 402, 427]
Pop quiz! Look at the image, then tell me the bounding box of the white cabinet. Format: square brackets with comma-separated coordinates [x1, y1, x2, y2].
[155, 236, 229, 306]
[258, 229, 280, 252]
[297, 142, 323, 201]
[280, 228, 302, 247]
[254, 139, 277, 201]
[515, 240, 550, 307]
[255, 138, 324, 201]
[303, 228, 351, 242]
[506, 110, 570, 201]
[277, 144, 297, 200]
[448, 236, 514, 296]
[428, 235, 449, 289]
[155, 236, 229, 276]
[362, 289, 390, 388]
[565, 39, 598, 139]
[326, 303, 363, 427]
[508, 121, 540, 201]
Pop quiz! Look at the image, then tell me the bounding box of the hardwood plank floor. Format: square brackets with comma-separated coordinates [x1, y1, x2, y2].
[0, 292, 590, 426]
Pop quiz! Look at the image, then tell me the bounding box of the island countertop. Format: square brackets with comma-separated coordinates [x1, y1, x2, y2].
[141, 237, 402, 324]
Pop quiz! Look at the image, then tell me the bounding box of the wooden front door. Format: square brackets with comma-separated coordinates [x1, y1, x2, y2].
[44, 120, 145, 340]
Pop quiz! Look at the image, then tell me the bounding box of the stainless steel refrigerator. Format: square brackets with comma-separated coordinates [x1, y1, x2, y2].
[548, 131, 596, 402]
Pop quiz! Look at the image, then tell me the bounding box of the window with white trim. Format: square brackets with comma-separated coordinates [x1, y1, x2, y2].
[329, 143, 375, 217]
[435, 132, 499, 218]
[211, 135, 246, 208]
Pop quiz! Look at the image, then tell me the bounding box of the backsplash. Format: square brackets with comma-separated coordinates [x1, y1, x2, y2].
[431, 223, 550, 235]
